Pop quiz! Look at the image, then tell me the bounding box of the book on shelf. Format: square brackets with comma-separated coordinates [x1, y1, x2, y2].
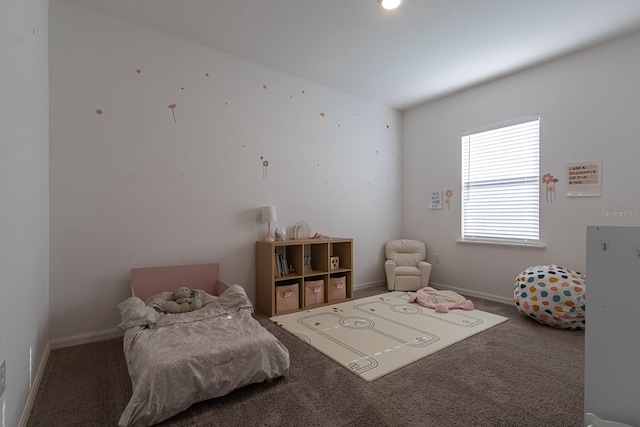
[274, 252, 289, 278]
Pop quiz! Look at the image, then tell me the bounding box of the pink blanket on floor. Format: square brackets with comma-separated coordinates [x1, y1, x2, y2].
[408, 287, 474, 313]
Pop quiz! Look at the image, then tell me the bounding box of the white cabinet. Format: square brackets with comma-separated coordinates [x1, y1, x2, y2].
[585, 226, 640, 426]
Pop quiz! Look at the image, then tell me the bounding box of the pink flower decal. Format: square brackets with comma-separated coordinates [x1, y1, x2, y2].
[445, 190, 453, 209]
[542, 173, 557, 202]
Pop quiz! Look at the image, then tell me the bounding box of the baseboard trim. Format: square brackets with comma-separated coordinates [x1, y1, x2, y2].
[50, 328, 124, 350]
[429, 281, 513, 305]
[18, 342, 50, 427]
[354, 280, 386, 290]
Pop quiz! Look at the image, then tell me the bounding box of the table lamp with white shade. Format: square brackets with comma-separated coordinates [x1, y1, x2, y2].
[261, 206, 277, 242]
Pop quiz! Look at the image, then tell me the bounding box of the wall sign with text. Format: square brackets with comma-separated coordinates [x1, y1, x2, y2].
[429, 191, 443, 209]
[565, 161, 601, 197]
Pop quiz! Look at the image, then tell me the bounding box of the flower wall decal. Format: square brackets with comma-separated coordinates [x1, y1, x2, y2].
[542, 173, 558, 202]
[260, 156, 269, 179]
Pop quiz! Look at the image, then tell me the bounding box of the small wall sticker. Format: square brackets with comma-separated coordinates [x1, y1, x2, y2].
[261, 156, 270, 179]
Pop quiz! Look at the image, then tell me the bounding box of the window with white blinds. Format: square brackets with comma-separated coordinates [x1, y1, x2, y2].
[461, 115, 540, 245]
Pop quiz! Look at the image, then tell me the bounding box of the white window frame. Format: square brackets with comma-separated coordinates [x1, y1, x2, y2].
[461, 115, 540, 245]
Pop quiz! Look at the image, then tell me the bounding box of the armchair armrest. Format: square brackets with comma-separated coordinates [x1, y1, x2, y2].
[384, 260, 396, 290]
[417, 261, 432, 287]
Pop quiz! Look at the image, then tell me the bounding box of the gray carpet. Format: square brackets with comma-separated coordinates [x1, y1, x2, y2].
[27, 285, 585, 427]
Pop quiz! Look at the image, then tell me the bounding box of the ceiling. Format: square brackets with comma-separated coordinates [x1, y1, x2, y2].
[71, 0, 640, 111]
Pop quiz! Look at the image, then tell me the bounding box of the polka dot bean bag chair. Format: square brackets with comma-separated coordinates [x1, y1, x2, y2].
[514, 264, 586, 330]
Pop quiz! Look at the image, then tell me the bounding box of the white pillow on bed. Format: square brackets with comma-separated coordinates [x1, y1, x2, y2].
[117, 297, 158, 329]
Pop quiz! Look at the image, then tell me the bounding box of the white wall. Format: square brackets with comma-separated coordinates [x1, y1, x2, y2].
[0, 0, 50, 425]
[49, 0, 402, 342]
[403, 30, 640, 302]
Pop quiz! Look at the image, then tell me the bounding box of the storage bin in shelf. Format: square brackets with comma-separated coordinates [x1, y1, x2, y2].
[275, 282, 300, 314]
[329, 273, 347, 301]
[304, 277, 325, 308]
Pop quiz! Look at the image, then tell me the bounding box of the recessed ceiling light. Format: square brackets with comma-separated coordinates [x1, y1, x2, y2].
[379, 0, 402, 10]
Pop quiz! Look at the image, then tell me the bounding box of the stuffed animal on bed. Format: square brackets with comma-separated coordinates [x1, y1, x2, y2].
[408, 286, 474, 313]
[164, 287, 203, 313]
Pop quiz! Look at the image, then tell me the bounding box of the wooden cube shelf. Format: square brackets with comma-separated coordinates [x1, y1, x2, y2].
[255, 238, 353, 316]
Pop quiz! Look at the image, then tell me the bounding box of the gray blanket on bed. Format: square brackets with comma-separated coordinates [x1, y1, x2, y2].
[117, 284, 290, 427]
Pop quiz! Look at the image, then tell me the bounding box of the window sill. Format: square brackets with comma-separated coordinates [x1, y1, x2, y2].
[456, 239, 546, 249]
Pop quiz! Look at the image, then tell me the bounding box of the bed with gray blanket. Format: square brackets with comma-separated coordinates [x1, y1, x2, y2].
[116, 263, 290, 427]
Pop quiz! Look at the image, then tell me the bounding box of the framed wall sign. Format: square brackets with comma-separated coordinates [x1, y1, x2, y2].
[565, 161, 601, 197]
[429, 191, 443, 209]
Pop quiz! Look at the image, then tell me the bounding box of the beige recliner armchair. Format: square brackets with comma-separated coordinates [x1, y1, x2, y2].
[384, 239, 432, 291]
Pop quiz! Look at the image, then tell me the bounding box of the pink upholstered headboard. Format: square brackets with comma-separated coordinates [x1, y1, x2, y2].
[130, 263, 230, 301]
